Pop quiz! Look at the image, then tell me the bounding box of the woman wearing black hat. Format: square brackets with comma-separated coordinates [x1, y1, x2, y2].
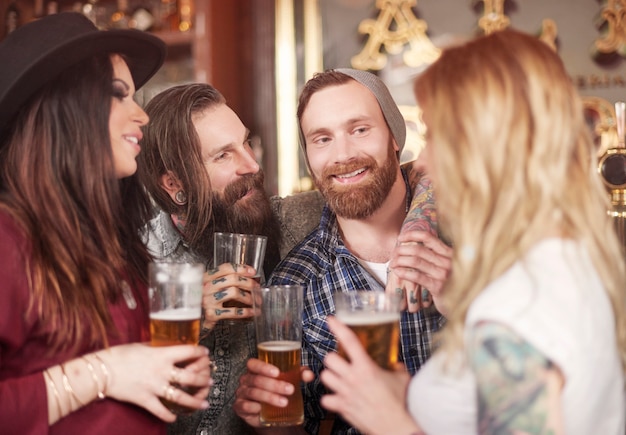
[0, 12, 212, 434]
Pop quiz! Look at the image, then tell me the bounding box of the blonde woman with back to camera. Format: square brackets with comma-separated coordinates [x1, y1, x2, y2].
[320, 28, 626, 435]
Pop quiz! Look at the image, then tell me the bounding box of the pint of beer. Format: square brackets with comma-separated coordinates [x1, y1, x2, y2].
[148, 262, 204, 414]
[257, 340, 304, 425]
[150, 307, 201, 347]
[253, 285, 304, 427]
[333, 291, 402, 370]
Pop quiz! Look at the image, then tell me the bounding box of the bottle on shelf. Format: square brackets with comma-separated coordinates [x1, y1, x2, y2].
[46, 1, 59, 15]
[33, 0, 45, 20]
[129, 2, 156, 32]
[4, 0, 20, 36]
[157, 0, 179, 32]
[178, 0, 192, 32]
[109, 0, 130, 29]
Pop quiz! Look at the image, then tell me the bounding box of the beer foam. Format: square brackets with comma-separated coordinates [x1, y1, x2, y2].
[150, 308, 201, 321]
[335, 311, 400, 326]
[258, 341, 301, 352]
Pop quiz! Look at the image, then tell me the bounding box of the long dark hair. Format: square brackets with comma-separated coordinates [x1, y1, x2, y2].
[138, 83, 224, 247]
[0, 53, 152, 354]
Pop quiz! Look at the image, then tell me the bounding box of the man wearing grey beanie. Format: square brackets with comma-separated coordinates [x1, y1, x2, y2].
[234, 69, 451, 435]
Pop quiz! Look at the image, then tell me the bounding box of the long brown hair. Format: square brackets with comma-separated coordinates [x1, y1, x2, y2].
[415, 29, 626, 369]
[138, 83, 224, 247]
[0, 53, 152, 354]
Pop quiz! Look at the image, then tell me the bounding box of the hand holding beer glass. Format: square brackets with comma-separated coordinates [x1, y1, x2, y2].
[252, 285, 305, 427]
[149, 262, 204, 414]
[333, 291, 402, 370]
[213, 232, 267, 324]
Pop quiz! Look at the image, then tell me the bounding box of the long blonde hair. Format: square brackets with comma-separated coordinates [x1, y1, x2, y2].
[415, 29, 626, 369]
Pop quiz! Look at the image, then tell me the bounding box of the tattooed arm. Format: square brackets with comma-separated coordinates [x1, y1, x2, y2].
[468, 322, 564, 435]
[387, 174, 452, 314]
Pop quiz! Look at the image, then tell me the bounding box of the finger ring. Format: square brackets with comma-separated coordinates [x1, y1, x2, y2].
[163, 384, 177, 402]
[170, 367, 182, 384]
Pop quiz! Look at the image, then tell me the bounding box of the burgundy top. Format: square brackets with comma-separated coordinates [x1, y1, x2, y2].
[0, 210, 165, 434]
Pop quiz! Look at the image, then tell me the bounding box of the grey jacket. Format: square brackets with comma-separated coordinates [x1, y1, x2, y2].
[143, 191, 324, 435]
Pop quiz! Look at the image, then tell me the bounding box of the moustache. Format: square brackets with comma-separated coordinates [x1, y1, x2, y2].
[320, 158, 375, 181]
[223, 171, 265, 205]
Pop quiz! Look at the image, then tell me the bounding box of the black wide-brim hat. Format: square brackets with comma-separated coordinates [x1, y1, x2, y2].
[0, 12, 166, 143]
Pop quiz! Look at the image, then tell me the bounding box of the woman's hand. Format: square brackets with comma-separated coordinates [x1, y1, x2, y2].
[97, 343, 213, 422]
[202, 263, 260, 328]
[320, 316, 422, 435]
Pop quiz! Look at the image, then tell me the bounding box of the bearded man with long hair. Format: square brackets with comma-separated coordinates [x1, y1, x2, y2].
[137, 83, 324, 435]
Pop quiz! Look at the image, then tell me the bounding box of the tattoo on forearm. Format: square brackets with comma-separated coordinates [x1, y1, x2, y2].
[469, 322, 558, 435]
[403, 177, 437, 235]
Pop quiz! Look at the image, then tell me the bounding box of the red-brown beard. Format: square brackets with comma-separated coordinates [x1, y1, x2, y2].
[312, 142, 399, 219]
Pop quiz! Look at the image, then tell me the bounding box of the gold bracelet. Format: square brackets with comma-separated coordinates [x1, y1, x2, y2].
[43, 369, 62, 416]
[92, 353, 109, 398]
[60, 363, 86, 407]
[81, 356, 105, 400]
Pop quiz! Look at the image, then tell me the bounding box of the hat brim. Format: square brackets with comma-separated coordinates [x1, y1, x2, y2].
[0, 13, 166, 142]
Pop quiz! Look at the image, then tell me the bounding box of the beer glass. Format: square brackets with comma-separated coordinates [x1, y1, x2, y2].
[214, 232, 267, 323]
[253, 285, 304, 427]
[148, 262, 204, 413]
[333, 291, 402, 370]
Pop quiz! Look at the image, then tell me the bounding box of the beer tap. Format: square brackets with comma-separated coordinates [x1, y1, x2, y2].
[598, 101, 626, 249]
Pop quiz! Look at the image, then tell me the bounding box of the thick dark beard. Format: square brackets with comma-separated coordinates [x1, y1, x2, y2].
[187, 171, 281, 275]
[313, 143, 398, 219]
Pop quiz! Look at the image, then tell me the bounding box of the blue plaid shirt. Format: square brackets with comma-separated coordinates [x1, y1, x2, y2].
[268, 170, 445, 435]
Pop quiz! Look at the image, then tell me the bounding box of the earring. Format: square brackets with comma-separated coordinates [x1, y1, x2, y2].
[174, 190, 187, 205]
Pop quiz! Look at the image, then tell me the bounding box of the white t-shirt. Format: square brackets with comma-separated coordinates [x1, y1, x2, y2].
[408, 238, 625, 434]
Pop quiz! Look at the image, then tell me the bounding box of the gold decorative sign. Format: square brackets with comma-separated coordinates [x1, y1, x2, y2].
[478, 1, 557, 51]
[595, 0, 626, 55]
[351, 0, 440, 70]
[478, 0, 509, 35]
[539, 18, 558, 52]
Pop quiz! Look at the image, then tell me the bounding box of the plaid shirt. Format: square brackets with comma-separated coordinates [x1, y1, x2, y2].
[268, 170, 446, 435]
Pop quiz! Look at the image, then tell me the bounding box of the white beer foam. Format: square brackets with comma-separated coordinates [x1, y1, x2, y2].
[150, 308, 200, 321]
[335, 311, 400, 325]
[258, 341, 300, 351]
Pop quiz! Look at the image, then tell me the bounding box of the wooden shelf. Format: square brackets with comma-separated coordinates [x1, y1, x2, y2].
[152, 29, 194, 47]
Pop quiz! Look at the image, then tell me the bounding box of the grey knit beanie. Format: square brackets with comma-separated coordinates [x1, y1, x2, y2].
[298, 68, 406, 173]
